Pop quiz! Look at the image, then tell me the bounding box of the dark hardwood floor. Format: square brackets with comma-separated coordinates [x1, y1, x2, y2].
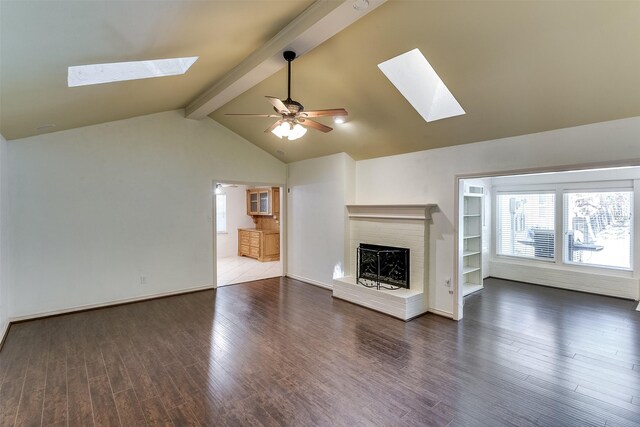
[1, 277, 639, 426]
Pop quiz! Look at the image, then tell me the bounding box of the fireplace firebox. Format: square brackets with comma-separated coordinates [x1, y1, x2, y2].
[356, 243, 410, 290]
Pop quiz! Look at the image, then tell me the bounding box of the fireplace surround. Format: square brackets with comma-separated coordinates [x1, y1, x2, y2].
[333, 204, 437, 320]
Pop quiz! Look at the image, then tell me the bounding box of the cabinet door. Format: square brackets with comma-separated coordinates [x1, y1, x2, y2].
[248, 191, 259, 214]
[258, 190, 270, 214]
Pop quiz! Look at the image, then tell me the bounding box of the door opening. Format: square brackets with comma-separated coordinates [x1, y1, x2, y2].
[213, 181, 284, 287]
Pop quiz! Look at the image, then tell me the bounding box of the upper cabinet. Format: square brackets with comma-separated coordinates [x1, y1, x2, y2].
[247, 187, 280, 219]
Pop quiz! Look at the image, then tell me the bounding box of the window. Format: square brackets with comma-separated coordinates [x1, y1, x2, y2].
[496, 192, 555, 260]
[216, 194, 227, 233]
[564, 190, 632, 269]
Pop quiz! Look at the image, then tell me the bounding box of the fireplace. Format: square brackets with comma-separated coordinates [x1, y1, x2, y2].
[357, 243, 410, 290]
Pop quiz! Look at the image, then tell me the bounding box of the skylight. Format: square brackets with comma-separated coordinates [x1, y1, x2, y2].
[378, 48, 464, 122]
[68, 57, 198, 87]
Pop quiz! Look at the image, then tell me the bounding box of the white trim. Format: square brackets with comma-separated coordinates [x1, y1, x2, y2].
[428, 308, 454, 319]
[212, 178, 286, 290]
[9, 284, 214, 322]
[286, 273, 332, 290]
[0, 320, 9, 348]
[636, 302, 640, 311]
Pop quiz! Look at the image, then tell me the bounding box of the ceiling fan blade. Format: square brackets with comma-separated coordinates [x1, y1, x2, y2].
[301, 108, 348, 118]
[224, 113, 280, 118]
[265, 96, 291, 114]
[264, 120, 284, 133]
[300, 119, 333, 133]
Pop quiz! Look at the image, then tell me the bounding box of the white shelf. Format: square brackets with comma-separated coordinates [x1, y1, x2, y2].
[463, 282, 484, 296]
[461, 192, 484, 297]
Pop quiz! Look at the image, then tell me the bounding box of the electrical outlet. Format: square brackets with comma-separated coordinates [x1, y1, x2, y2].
[140, 276, 147, 285]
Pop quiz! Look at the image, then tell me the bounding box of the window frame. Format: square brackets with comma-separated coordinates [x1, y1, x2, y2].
[492, 180, 635, 274]
[562, 187, 633, 272]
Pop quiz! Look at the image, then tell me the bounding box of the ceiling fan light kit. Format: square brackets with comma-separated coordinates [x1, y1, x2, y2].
[272, 122, 307, 140]
[225, 50, 348, 141]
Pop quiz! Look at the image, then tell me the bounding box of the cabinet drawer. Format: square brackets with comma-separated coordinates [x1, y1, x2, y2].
[240, 235, 250, 246]
[249, 236, 260, 248]
[249, 247, 260, 258]
[239, 244, 250, 255]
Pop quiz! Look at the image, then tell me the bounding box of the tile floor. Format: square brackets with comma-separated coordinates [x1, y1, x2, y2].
[216, 255, 282, 287]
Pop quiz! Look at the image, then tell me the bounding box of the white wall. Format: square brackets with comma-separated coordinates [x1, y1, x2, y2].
[216, 185, 255, 259]
[356, 116, 640, 317]
[287, 152, 355, 288]
[0, 133, 8, 341]
[8, 110, 285, 319]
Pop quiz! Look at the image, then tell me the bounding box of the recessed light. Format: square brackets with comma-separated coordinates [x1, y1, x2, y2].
[378, 48, 465, 123]
[333, 116, 346, 124]
[68, 56, 198, 87]
[36, 123, 56, 131]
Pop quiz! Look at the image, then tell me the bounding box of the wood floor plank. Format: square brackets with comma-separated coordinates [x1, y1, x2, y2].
[138, 397, 173, 427]
[41, 356, 67, 426]
[67, 367, 94, 426]
[0, 379, 24, 426]
[166, 403, 200, 427]
[113, 389, 146, 426]
[88, 375, 120, 427]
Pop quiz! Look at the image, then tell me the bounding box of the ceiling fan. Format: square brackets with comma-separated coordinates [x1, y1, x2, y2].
[225, 50, 348, 141]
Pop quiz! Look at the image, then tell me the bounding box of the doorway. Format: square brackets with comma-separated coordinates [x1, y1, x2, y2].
[456, 165, 640, 320]
[214, 181, 284, 287]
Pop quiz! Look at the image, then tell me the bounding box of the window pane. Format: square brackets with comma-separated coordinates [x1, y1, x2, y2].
[564, 191, 632, 269]
[497, 193, 555, 259]
[216, 194, 226, 233]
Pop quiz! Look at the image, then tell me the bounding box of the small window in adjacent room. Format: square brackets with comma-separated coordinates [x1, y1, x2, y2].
[563, 190, 632, 270]
[216, 194, 227, 234]
[496, 192, 556, 260]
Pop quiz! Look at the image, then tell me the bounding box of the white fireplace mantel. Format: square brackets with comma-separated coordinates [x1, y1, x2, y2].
[346, 204, 438, 221]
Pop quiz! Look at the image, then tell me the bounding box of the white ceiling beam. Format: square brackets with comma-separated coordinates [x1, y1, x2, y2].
[185, 0, 386, 120]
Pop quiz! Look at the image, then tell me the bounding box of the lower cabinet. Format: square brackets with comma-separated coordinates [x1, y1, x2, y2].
[238, 228, 280, 262]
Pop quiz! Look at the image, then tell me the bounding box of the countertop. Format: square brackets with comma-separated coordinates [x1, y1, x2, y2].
[238, 228, 279, 234]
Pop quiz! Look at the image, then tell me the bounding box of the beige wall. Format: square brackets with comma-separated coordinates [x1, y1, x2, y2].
[8, 110, 285, 319]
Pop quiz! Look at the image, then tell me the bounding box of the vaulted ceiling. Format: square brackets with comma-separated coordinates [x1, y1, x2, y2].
[3, 1, 640, 163]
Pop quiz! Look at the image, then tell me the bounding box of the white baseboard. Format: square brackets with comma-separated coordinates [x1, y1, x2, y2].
[8, 284, 215, 323]
[286, 273, 333, 290]
[428, 308, 454, 319]
[0, 320, 8, 349]
[636, 302, 640, 311]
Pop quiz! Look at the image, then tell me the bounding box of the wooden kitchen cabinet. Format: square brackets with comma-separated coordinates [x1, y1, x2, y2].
[246, 187, 280, 218]
[238, 228, 280, 262]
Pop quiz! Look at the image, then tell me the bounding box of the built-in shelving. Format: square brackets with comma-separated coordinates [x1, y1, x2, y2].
[462, 187, 484, 296]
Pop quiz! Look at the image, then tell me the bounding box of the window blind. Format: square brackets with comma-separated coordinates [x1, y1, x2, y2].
[496, 192, 555, 260]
